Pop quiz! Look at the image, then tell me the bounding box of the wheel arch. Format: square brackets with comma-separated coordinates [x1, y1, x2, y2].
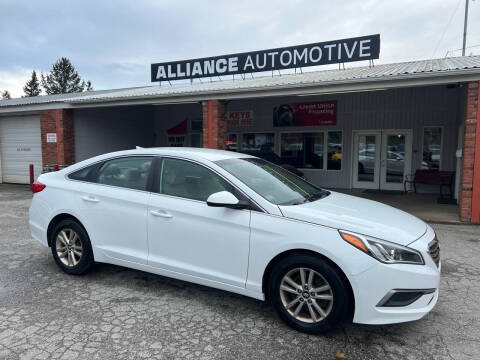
[261, 248, 355, 318]
[47, 213, 88, 247]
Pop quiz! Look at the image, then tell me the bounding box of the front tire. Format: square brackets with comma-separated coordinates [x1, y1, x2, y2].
[50, 219, 94, 275]
[268, 254, 350, 334]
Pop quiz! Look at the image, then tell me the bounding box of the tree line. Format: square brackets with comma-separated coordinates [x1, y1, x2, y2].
[2, 57, 93, 100]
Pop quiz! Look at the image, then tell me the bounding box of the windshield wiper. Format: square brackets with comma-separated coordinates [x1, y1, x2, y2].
[303, 190, 330, 203]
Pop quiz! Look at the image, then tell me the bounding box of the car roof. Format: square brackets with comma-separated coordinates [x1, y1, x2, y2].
[145, 147, 255, 161]
[61, 147, 256, 174]
[84, 147, 254, 165]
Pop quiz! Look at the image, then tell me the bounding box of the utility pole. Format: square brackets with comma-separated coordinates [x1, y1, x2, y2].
[462, 0, 469, 56]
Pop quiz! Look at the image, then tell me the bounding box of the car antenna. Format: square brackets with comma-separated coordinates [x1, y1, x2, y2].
[135, 146, 144, 149]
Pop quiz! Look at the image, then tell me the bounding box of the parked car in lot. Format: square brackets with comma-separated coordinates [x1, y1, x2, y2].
[240, 150, 304, 177]
[29, 147, 440, 334]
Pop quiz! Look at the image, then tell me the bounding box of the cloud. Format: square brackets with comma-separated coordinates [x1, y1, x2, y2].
[0, 67, 32, 98]
[1, 0, 479, 98]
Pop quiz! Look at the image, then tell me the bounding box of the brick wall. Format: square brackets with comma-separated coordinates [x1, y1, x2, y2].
[40, 109, 75, 168]
[202, 100, 227, 149]
[459, 81, 480, 223]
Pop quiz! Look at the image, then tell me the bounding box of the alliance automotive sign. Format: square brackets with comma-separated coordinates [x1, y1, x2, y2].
[151, 34, 380, 82]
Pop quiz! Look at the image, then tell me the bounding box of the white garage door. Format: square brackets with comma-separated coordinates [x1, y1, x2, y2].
[0, 115, 42, 184]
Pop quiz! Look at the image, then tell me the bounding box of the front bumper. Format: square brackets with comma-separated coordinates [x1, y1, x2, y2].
[351, 225, 441, 325]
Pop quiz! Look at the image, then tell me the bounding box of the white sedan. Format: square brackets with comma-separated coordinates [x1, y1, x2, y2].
[29, 147, 440, 334]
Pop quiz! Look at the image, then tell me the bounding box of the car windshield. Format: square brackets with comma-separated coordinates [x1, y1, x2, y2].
[215, 158, 329, 205]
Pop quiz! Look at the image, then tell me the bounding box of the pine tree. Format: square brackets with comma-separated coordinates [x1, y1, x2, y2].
[41, 57, 92, 94]
[1, 90, 11, 99]
[23, 70, 42, 97]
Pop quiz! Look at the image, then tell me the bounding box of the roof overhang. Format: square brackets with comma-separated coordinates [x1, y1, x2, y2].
[67, 69, 480, 109]
[1, 66, 479, 113]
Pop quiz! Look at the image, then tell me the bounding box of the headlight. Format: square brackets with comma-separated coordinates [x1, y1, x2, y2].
[339, 230, 424, 265]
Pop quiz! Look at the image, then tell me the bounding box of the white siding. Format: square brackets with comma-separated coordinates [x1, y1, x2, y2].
[226, 85, 462, 189]
[74, 106, 155, 162]
[0, 115, 42, 184]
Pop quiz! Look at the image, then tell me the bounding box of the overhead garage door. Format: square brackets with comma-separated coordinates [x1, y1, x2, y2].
[0, 115, 42, 184]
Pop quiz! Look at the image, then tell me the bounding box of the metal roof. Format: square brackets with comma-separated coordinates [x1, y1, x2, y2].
[1, 55, 480, 110]
[0, 88, 140, 108]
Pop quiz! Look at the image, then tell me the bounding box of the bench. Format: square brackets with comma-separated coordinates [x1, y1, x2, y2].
[404, 170, 455, 197]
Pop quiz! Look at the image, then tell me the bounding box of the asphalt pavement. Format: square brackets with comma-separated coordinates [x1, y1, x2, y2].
[0, 183, 479, 359]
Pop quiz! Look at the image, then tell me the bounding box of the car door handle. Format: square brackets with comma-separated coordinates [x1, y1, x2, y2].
[81, 195, 100, 203]
[150, 210, 173, 218]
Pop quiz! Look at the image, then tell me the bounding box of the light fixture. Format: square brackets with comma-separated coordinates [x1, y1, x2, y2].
[297, 88, 387, 96]
[151, 101, 200, 106]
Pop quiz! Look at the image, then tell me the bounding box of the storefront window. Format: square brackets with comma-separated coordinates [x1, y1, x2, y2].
[191, 119, 202, 131]
[280, 133, 324, 169]
[327, 131, 342, 170]
[226, 134, 238, 151]
[423, 127, 442, 170]
[190, 133, 202, 148]
[242, 133, 275, 152]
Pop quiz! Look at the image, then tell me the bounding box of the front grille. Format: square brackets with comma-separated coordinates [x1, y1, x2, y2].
[428, 238, 440, 267]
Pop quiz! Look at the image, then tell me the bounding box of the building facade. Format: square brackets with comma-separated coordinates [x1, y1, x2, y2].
[0, 56, 479, 223]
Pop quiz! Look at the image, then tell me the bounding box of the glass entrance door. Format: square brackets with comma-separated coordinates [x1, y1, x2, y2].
[353, 131, 381, 189]
[353, 130, 412, 191]
[380, 130, 412, 191]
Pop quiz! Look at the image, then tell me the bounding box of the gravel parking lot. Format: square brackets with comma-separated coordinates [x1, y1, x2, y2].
[0, 183, 479, 360]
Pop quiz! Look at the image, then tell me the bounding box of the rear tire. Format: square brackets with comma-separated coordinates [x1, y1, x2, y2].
[50, 219, 94, 275]
[268, 254, 350, 334]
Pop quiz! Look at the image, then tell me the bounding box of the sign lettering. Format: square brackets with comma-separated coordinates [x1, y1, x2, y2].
[151, 34, 380, 82]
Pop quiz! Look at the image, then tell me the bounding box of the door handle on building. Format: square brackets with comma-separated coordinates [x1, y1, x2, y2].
[150, 210, 173, 218]
[81, 195, 100, 203]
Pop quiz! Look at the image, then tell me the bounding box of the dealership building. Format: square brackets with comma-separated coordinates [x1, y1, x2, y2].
[0, 40, 480, 223]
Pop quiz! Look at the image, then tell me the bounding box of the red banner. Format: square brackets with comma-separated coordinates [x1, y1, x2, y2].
[167, 119, 187, 135]
[273, 100, 337, 127]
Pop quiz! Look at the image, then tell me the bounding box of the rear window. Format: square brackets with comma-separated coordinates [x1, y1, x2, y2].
[68, 164, 97, 181]
[96, 157, 153, 191]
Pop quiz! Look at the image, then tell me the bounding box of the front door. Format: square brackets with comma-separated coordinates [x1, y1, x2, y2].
[147, 157, 251, 288]
[353, 129, 412, 191]
[353, 130, 381, 189]
[380, 130, 412, 191]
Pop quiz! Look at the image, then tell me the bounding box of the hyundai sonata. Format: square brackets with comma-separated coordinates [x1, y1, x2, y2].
[29, 147, 440, 333]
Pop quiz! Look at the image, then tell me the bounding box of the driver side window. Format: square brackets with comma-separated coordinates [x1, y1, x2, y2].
[160, 158, 234, 202]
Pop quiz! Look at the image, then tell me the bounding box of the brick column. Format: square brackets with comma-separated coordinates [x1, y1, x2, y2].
[40, 109, 75, 168]
[459, 81, 480, 223]
[202, 100, 227, 149]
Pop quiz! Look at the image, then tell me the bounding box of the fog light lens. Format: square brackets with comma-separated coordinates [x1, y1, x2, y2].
[377, 289, 436, 307]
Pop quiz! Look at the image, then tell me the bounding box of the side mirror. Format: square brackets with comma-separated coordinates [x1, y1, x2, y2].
[206, 191, 250, 209]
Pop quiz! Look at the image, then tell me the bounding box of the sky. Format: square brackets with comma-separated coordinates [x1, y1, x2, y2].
[1, 0, 479, 98]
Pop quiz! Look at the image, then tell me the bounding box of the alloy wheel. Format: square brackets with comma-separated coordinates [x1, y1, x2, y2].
[55, 228, 83, 267]
[279, 267, 334, 323]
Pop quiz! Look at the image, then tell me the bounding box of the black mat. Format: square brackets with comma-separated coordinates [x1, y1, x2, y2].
[362, 189, 404, 195]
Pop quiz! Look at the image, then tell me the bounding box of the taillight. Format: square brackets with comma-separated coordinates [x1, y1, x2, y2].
[31, 182, 46, 193]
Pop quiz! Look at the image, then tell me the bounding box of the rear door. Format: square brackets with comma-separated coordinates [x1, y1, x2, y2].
[147, 157, 251, 288]
[69, 156, 153, 264]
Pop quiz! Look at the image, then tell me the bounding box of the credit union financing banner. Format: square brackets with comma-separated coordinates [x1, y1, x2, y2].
[151, 34, 380, 82]
[273, 101, 337, 127]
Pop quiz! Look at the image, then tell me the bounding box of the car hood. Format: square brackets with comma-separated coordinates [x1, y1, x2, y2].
[278, 191, 427, 246]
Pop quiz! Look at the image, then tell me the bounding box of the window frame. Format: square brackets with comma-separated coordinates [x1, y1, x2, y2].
[226, 133, 239, 152]
[279, 129, 343, 171]
[421, 126, 444, 171]
[150, 156, 265, 212]
[65, 155, 156, 193]
[239, 132, 276, 152]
